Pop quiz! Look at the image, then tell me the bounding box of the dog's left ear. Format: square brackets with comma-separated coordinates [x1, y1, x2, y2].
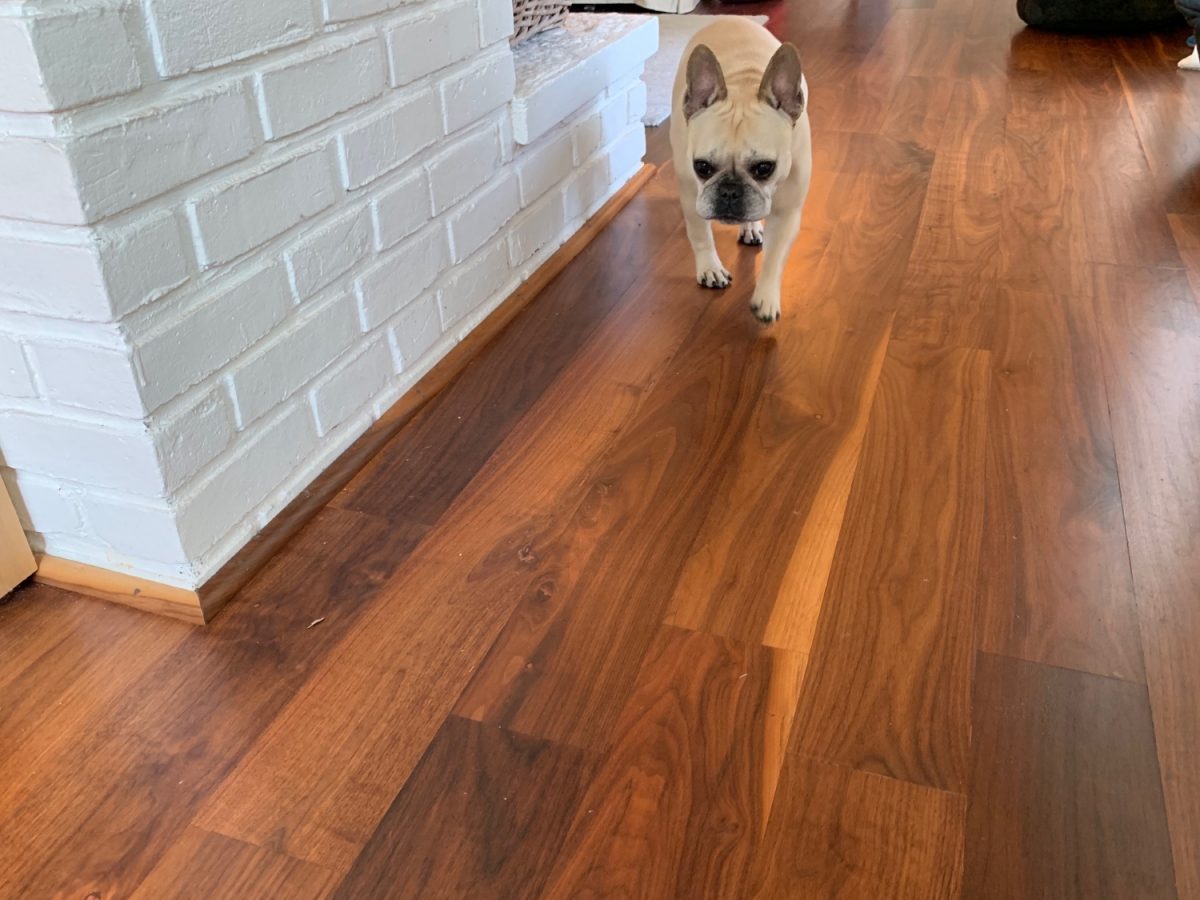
[758, 43, 805, 122]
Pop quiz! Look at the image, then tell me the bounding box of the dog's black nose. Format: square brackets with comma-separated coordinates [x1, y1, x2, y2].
[717, 178, 743, 201]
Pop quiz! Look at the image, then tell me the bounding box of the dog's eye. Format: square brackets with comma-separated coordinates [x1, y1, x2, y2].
[751, 161, 776, 181]
[693, 159, 715, 180]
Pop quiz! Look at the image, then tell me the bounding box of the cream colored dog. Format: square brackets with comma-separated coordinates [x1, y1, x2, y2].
[670, 18, 811, 323]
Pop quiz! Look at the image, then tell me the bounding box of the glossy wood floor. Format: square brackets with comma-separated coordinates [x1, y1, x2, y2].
[3, 0, 1200, 897]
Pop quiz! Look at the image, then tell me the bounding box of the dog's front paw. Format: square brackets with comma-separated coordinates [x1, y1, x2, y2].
[696, 262, 732, 289]
[750, 290, 781, 323]
[739, 222, 764, 246]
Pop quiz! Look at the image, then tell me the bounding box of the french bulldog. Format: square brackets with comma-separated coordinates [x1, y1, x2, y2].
[670, 18, 811, 323]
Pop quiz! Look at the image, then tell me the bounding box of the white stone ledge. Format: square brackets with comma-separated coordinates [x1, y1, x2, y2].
[510, 13, 657, 146]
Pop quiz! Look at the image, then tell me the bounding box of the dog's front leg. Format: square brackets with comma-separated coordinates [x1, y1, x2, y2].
[680, 192, 731, 289]
[750, 208, 801, 323]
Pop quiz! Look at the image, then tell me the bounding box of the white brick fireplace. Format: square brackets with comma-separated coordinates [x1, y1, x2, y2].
[0, 1, 656, 591]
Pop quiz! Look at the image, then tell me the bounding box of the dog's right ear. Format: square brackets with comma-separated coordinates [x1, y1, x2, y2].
[684, 45, 727, 119]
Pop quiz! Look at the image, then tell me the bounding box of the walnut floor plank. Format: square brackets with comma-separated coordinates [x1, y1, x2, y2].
[747, 756, 965, 900]
[129, 828, 338, 900]
[980, 289, 1143, 681]
[1092, 263, 1200, 898]
[663, 294, 891, 651]
[908, 73, 1006, 266]
[334, 717, 594, 900]
[791, 340, 990, 793]
[892, 260, 998, 350]
[0, 512, 420, 899]
[455, 286, 774, 751]
[1116, 35, 1200, 214]
[964, 653, 1176, 898]
[540, 626, 806, 900]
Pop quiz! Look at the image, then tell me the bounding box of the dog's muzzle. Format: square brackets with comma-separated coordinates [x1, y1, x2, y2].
[711, 175, 749, 223]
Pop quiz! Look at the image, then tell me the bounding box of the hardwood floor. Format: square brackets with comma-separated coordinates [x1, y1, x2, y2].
[3, 0, 1199, 897]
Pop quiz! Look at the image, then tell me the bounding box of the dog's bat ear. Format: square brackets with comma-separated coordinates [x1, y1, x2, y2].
[759, 43, 805, 122]
[684, 44, 728, 119]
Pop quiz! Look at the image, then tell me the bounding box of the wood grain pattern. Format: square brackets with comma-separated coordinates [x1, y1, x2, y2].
[747, 756, 966, 899]
[541, 626, 806, 900]
[2, 0, 1198, 895]
[963, 653, 1176, 898]
[334, 716, 594, 900]
[130, 827, 338, 900]
[0, 513, 417, 898]
[1116, 35, 1200, 215]
[1092, 263, 1200, 899]
[663, 294, 891, 651]
[455, 296, 774, 751]
[791, 340, 990, 793]
[892, 259, 997, 350]
[980, 288, 1144, 681]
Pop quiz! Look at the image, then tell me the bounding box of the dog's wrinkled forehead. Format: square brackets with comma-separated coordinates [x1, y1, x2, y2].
[687, 103, 792, 169]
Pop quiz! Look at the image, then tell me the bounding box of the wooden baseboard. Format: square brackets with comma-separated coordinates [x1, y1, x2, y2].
[34, 556, 206, 625]
[35, 164, 657, 625]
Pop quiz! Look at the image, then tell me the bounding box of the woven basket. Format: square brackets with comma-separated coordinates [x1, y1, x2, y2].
[512, 0, 567, 46]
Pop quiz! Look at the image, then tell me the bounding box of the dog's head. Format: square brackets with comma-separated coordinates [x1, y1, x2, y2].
[682, 42, 806, 224]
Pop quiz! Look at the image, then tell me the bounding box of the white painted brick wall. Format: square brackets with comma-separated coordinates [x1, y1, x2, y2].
[310, 338, 394, 435]
[517, 128, 575, 205]
[154, 390, 238, 492]
[356, 225, 448, 331]
[135, 263, 292, 410]
[440, 48, 517, 134]
[85, 493, 190, 565]
[0, 413, 165, 496]
[0, 336, 35, 399]
[446, 172, 520, 262]
[227, 294, 360, 427]
[74, 87, 259, 224]
[387, 3, 479, 87]
[0, 212, 190, 322]
[509, 189, 566, 268]
[1, 469, 83, 536]
[30, 342, 145, 418]
[373, 170, 431, 250]
[188, 148, 339, 267]
[144, 0, 316, 76]
[478, 0, 516, 46]
[427, 122, 503, 215]
[323, 0, 407, 25]
[338, 91, 440, 189]
[438, 238, 511, 329]
[0, 6, 142, 113]
[0, 138, 85, 224]
[387, 292, 442, 368]
[255, 38, 387, 141]
[285, 205, 375, 303]
[0, 4, 655, 590]
[174, 403, 318, 558]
